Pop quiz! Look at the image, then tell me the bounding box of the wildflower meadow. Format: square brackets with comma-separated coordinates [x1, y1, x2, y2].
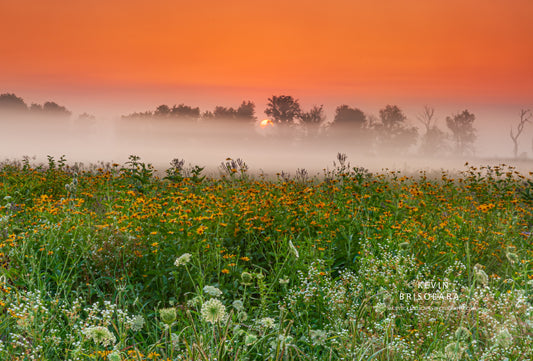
[0, 154, 532, 360]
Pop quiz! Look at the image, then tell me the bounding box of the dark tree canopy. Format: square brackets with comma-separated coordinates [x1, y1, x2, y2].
[41, 101, 72, 117]
[154, 104, 171, 117]
[300, 105, 326, 125]
[170, 104, 200, 119]
[265, 95, 301, 124]
[209, 101, 256, 122]
[30, 103, 43, 112]
[123, 103, 200, 120]
[375, 105, 418, 153]
[235, 101, 256, 122]
[446, 110, 476, 155]
[201, 110, 214, 120]
[121, 111, 153, 120]
[213, 106, 236, 119]
[0, 93, 28, 113]
[300, 105, 326, 138]
[379, 105, 407, 130]
[332, 105, 366, 128]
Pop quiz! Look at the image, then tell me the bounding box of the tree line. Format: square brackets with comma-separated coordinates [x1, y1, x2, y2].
[1, 92, 531, 158]
[122, 101, 257, 123]
[121, 95, 478, 156]
[0, 93, 71, 117]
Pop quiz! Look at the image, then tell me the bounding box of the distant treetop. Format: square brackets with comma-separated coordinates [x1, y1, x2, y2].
[0, 93, 28, 112]
[0, 92, 71, 117]
[265, 95, 302, 124]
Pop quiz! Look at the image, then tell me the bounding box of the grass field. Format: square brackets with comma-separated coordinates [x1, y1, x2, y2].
[0, 155, 532, 360]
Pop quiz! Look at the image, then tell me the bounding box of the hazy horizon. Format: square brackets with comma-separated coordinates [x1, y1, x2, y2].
[2, 106, 533, 177]
[1, 0, 532, 172]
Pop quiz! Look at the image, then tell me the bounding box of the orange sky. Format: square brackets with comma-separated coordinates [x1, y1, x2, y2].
[1, 0, 533, 113]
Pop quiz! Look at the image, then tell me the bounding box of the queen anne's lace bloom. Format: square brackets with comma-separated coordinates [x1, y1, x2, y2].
[83, 326, 116, 347]
[174, 253, 191, 267]
[201, 298, 226, 324]
[203, 285, 222, 297]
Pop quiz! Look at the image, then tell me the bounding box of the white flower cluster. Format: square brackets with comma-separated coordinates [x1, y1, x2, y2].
[83, 326, 116, 347]
[203, 285, 223, 297]
[201, 298, 226, 324]
[174, 253, 192, 267]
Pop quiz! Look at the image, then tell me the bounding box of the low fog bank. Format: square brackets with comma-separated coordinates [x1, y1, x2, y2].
[1, 115, 532, 177]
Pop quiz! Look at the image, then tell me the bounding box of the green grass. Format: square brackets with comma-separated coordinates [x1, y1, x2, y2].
[0, 155, 532, 360]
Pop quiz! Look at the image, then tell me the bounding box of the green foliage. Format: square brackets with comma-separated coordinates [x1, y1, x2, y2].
[0, 157, 532, 360]
[120, 155, 154, 193]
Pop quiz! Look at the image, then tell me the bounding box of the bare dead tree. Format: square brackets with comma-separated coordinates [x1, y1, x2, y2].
[510, 109, 531, 158]
[417, 105, 435, 132]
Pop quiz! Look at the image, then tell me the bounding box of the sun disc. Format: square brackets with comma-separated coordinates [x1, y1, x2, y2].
[260, 119, 273, 128]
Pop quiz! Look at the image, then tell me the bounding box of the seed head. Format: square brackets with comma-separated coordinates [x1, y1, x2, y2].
[238, 311, 248, 322]
[259, 317, 276, 329]
[127, 314, 145, 332]
[159, 307, 177, 326]
[83, 326, 116, 347]
[473, 264, 488, 286]
[244, 333, 258, 345]
[288, 240, 299, 258]
[494, 328, 513, 349]
[455, 326, 471, 340]
[444, 342, 464, 360]
[506, 252, 519, 264]
[374, 302, 387, 314]
[399, 242, 410, 250]
[241, 272, 253, 285]
[310, 329, 328, 346]
[107, 351, 121, 361]
[201, 298, 226, 324]
[232, 300, 244, 311]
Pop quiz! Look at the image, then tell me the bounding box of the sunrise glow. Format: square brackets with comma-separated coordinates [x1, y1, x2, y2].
[260, 119, 274, 128]
[1, 0, 532, 111]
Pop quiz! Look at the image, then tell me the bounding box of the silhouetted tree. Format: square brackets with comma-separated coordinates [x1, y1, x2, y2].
[446, 110, 476, 156]
[170, 104, 200, 119]
[30, 103, 43, 112]
[122, 103, 201, 120]
[380, 105, 407, 129]
[417, 105, 448, 156]
[417, 105, 435, 133]
[328, 105, 372, 148]
[300, 104, 325, 124]
[333, 105, 366, 128]
[300, 105, 326, 137]
[510, 109, 531, 158]
[154, 104, 171, 118]
[213, 106, 237, 120]
[121, 111, 153, 120]
[204, 101, 255, 122]
[0, 93, 28, 113]
[265, 95, 301, 124]
[42, 101, 71, 117]
[235, 101, 256, 122]
[201, 110, 214, 120]
[28, 101, 71, 117]
[374, 105, 418, 153]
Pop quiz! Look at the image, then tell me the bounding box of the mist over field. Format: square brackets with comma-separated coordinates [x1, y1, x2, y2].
[1, 106, 533, 176]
